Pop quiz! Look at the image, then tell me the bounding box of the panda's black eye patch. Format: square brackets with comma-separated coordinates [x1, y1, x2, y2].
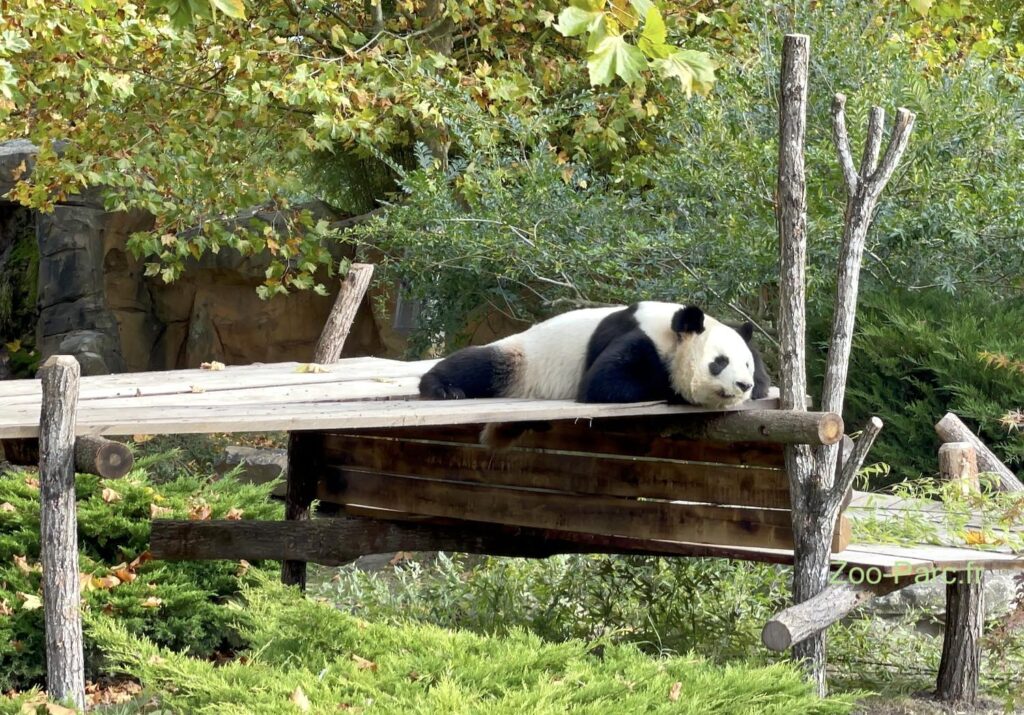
[709, 355, 729, 376]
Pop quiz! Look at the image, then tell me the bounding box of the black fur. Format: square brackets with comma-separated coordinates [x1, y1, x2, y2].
[578, 329, 672, 403]
[418, 346, 512, 399]
[583, 305, 638, 371]
[671, 306, 705, 334]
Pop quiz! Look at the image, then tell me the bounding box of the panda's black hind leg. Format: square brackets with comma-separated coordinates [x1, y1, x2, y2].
[418, 345, 506, 400]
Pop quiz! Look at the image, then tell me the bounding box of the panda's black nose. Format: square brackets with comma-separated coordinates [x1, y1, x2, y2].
[736, 381, 752, 392]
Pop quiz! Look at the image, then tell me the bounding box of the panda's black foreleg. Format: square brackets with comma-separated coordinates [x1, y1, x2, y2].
[577, 332, 671, 403]
[418, 345, 505, 400]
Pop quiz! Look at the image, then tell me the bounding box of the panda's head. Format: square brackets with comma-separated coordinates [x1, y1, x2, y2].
[669, 306, 757, 408]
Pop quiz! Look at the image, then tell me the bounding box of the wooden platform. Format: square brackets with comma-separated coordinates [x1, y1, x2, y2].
[4, 356, 1023, 575]
[0, 357, 786, 439]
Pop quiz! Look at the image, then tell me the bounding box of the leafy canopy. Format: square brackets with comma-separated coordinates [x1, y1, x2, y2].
[0, 0, 713, 295]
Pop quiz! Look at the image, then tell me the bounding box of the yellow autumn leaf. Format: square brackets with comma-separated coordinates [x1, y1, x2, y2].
[92, 574, 121, 590]
[200, 360, 226, 370]
[133, 434, 154, 443]
[46, 702, 78, 715]
[140, 596, 162, 608]
[225, 507, 244, 520]
[964, 530, 996, 546]
[101, 487, 122, 503]
[0, 502, 16, 513]
[4, 339, 21, 352]
[295, 363, 328, 373]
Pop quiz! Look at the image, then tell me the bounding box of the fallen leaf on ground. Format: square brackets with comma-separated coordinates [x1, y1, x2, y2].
[0, 600, 12, 616]
[964, 530, 998, 546]
[200, 361, 225, 371]
[290, 686, 311, 711]
[0, 502, 16, 512]
[130, 550, 153, 569]
[190, 385, 206, 393]
[189, 502, 212, 520]
[132, 434, 153, 443]
[45, 703, 77, 715]
[225, 507, 244, 520]
[24, 476, 39, 489]
[13, 555, 39, 574]
[18, 592, 42, 611]
[668, 681, 682, 701]
[92, 575, 121, 590]
[114, 566, 137, 583]
[388, 551, 413, 566]
[140, 596, 162, 608]
[101, 487, 122, 503]
[296, 363, 328, 373]
[236, 559, 251, 577]
[352, 654, 377, 671]
[150, 504, 172, 518]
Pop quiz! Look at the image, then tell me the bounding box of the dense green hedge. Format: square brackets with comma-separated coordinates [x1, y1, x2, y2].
[0, 453, 281, 690]
[809, 290, 1024, 485]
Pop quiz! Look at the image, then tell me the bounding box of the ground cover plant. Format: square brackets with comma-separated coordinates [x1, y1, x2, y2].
[72, 576, 861, 715]
[0, 449, 281, 691]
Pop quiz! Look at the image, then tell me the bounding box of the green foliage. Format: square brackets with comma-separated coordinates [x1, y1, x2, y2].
[0, 456, 281, 690]
[809, 290, 1024, 485]
[316, 552, 790, 662]
[87, 574, 860, 714]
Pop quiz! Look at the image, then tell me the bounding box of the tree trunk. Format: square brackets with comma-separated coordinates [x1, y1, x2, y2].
[313, 263, 375, 364]
[937, 571, 984, 705]
[38, 356, 85, 710]
[280, 431, 325, 589]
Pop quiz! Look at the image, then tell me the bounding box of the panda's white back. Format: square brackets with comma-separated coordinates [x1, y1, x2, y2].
[491, 306, 620, 399]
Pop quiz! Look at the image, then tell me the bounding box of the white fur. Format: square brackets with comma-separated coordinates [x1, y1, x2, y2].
[489, 301, 756, 405]
[492, 306, 619, 399]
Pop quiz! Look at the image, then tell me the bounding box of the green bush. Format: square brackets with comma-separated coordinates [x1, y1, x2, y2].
[0, 452, 282, 690]
[809, 290, 1024, 485]
[316, 552, 790, 662]
[81, 575, 861, 715]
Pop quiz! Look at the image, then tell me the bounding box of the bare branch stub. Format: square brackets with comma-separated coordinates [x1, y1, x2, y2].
[830, 94, 858, 193]
[836, 417, 883, 504]
[859, 107, 885, 178]
[869, 108, 916, 196]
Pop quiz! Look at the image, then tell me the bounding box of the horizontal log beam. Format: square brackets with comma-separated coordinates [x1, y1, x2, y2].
[150, 516, 809, 565]
[2, 435, 134, 478]
[667, 410, 843, 446]
[761, 577, 907, 651]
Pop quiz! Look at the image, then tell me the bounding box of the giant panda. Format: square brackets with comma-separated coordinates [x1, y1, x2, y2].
[418, 301, 770, 407]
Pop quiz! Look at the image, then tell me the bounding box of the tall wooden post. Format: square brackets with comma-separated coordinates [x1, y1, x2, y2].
[936, 442, 984, 705]
[38, 355, 85, 710]
[282, 262, 374, 588]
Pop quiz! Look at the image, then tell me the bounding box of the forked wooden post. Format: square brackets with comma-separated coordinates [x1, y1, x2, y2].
[936, 442, 984, 705]
[282, 262, 375, 588]
[38, 355, 85, 710]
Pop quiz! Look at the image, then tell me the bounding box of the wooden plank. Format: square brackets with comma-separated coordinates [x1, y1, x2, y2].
[343, 423, 788, 467]
[321, 434, 791, 508]
[0, 398, 787, 440]
[317, 469, 796, 550]
[0, 358, 438, 406]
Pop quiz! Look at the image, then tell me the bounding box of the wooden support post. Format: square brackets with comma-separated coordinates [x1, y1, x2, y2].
[313, 262, 374, 364]
[280, 431, 324, 589]
[2, 435, 134, 478]
[935, 412, 1024, 493]
[282, 262, 374, 588]
[936, 442, 984, 705]
[38, 356, 85, 710]
[762, 577, 906, 652]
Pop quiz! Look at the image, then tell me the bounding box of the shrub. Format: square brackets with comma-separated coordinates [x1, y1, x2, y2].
[809, 290, 1024, 486]
[83, 575, 861, 715]
[0, 452, 282, 690]
[316, 552, 790, 662]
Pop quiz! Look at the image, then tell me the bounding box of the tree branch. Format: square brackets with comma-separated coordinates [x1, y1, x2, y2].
[869, 108, 916, 196]
[830, 94, 857, 193]
[833, 416, 883, 507]
[859, 107, 885, 178]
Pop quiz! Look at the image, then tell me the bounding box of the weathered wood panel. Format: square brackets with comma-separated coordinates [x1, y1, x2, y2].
[318, 469, 797, 550]
[343, 423, 788, 467]
[321, 434, 790, 508]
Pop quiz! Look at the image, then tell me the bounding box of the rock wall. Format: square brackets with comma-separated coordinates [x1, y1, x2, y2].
[0, 140, 400, 374]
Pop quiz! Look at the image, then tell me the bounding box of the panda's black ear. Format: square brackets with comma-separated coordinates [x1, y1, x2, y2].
[672, 306, 705, 335]
[737, 321, 755, 342]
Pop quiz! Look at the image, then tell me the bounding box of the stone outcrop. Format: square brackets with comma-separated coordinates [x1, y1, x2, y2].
[0, 139, 400, 373]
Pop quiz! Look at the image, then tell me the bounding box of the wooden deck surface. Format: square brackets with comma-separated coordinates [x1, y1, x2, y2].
[0, 356, 784, 439]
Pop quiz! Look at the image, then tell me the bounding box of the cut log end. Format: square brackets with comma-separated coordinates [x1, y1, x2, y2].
[818, 413, 844, 445]
[761, 620, 794, 652]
